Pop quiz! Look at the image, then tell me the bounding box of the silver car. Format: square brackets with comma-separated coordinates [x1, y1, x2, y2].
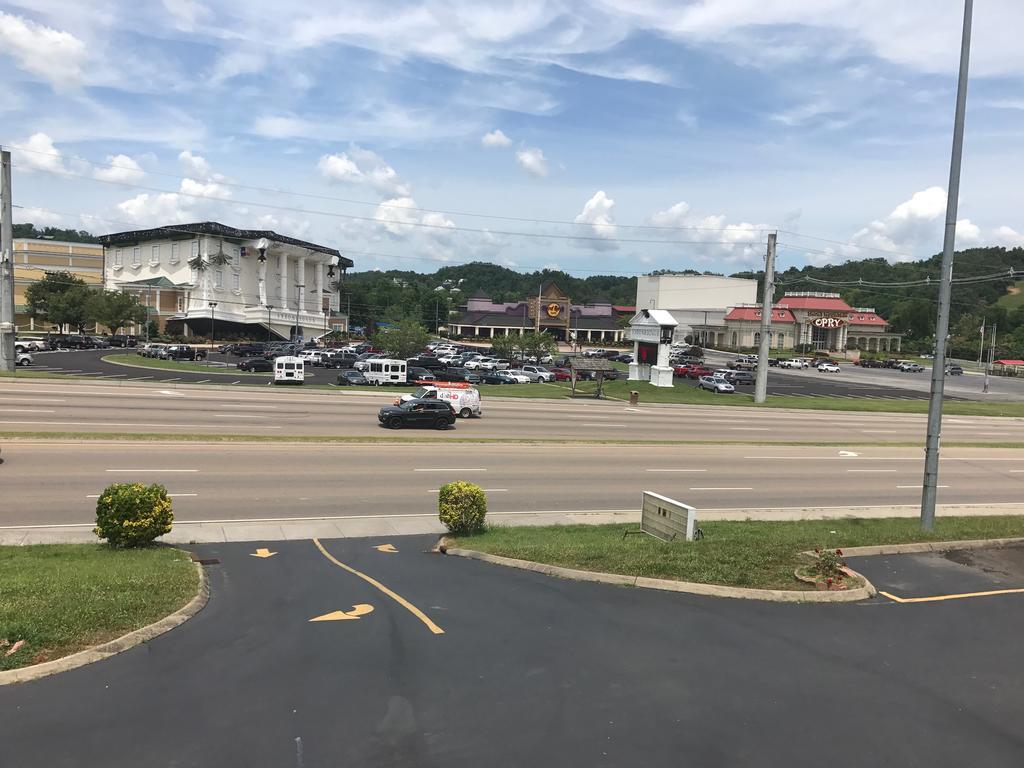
[698, 375, 735, 394]
[16, 352, 33, 367]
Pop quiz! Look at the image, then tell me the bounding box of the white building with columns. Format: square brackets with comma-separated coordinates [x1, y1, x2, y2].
[100, 222, 352, 340]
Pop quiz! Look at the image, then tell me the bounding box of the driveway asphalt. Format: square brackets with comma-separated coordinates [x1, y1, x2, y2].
[3, 535, 1024, 767]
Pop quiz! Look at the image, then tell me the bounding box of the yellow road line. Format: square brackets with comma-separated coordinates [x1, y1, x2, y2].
[312, 538, 445, 635]
[880, 588, 1024, 604]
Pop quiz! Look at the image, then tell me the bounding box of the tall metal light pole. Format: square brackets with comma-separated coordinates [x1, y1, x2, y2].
[266, 304, 274, 343]
[921, 0, 973, 531]
[207, 301, 218, 365]
[755, 232, 777, 404]
[0, 149, 14, 373]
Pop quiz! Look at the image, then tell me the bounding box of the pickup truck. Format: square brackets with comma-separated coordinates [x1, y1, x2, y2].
[778, 358, 809, 369]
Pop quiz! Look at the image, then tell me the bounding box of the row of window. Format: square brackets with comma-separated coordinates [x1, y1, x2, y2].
[111, 240, 241, 268]
[187, 269, 242, 291]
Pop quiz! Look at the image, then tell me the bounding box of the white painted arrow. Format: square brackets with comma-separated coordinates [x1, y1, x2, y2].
[839, 451, 859, 457]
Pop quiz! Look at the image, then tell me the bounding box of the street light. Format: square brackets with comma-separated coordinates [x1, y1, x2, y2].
[208, 301, 218, 365]
[266, 304, 274, 343]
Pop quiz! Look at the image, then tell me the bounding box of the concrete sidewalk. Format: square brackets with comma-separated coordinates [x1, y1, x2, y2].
[2, 503, 1022, 544]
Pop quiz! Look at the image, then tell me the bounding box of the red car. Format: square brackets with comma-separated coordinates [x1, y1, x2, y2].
[548, 367, 572, 381]
[673, 365, 691, 377]
[685, 365, 712, 379]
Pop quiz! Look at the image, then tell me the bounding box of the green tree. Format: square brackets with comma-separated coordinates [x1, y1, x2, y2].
[490, 333, 521, 361]
[372, 318, 430, 359]
[48, 285, 94, 333]
[24, 270, 89, 321]
[87, 290, 148, 334]
[520, 331, 557, 362]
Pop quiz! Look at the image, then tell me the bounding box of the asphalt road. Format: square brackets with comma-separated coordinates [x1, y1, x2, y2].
[3, 442, 1023, 526]
[28, 347, 1024, 401]
[4, 535, 1024, 767]
[1, 378, 1022, 443]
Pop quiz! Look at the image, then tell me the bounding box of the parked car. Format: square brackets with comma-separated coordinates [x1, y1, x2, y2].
[237, 357, 273, 372]
[378, 399, 456, 430]
[231, 344, 265, 357]
[435, 367, 481, 384]
[858, 358, 884, 368]
[724, 370, 756, 385]
[548, 367, 572, 381]
[89, 336, 111, 349]
[165, 345, 206, 361]
[778, 358, 809, 369]
[407, 366, 437, 382]
[611, 353, 634, 364]
[15, 338, 44, 353]
[698, 375, 735, 394]
[685, 365, 713, 379]
[138, 343, 165, 357]
[479, 370, 514, 385]
[673, 364, 692, 377]
[354, 353, 385, 371]
[945, 364, 964, 376]
[818, 362, 841, 373]
[16, 352, 33, 367]
[108, 334, 138, 348]
[336, 370, 369, 385]
[501, 370, 532, 384]
[323, 353, 359, 369]
[728, 356, 757, 370]
[519, 365, 554, 382]
[810, 357, 836, 368]
[60, 335, 97, 349]
[900, 363, 925, 373]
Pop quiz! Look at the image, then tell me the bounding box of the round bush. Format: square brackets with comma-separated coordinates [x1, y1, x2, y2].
[438, 481, 487, 534]
[94, 483, 174, 548]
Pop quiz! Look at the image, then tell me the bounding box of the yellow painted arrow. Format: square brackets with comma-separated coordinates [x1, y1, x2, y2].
[309, 604, 375, 622]
[374, 543, 398, 553]
[250, 548, 277, 558]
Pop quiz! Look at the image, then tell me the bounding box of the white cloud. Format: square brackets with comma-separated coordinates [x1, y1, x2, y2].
[515, 146, 548, 177]
[0, 12, 87, 88]
[13, 206, 64, 227]
[254, 213, 312, 238]
[955, 218, 982, 246]
[11, 132, 66, 174]
[994, 226, 1024, 247]
[648, 201, 691, 228]
[93, 154, 145, 183]
[850, 186, 947, 259]
[178, 150, 211, 179]
[481, 129, 512, 148]
[573, 191, 618, 251]
[162, 0, 211, 30]
[647, 200, 768, 266]
[116, 193, 192, 227]
[179, 177, 232, 200]
[317, 145, 410, 198]
[986, 99, 1024, 111]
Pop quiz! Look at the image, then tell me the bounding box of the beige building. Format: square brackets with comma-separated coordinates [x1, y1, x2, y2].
[13, 238, 104, 332]
[634, 274, 758, 342]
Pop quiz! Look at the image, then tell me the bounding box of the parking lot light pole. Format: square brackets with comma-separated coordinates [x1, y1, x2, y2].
[266, 304, 274, 343]
[922, 0, 973, 532]
[208, 301, 218, 364]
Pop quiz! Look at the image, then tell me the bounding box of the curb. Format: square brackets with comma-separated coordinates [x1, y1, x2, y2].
[837, 536, 1024, 558]
[439, 539, 877, 604]
[0, 558, 209, 686]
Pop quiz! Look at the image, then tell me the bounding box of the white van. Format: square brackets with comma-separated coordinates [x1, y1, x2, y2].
[273, 356, 305, 384]
[365, 358, 407, 386]
[400, 384, 482, 418]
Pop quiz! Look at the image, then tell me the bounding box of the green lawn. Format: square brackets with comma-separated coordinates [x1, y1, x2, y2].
[452, 517, 1024, 590]
[0, 544, 199, 671]
[103, 353, 268, 376]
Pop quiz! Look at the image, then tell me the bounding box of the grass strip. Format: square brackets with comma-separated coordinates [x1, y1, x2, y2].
[0, 544, 199, 671]
[102, 354, 268, 376]
[451, 517, 1024, 591]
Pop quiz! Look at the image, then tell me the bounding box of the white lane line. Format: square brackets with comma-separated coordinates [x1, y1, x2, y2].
[1008, 470, 1024, 473]
[730, 427, 771, 431]
[99, 374, 126, 379]
[163, 378, 181, 382]
[846, 469, 898, 473]
[858, 430, 902, 434]
[646, 468, 708, 472]
[427, 489, 508, 493]
[582, 423, 628, 427]
[221, 404, 279, 409]
[689, 487, 754, 491]
[0, 408, 55, 413]
[105, 469, 199, 473]
[129, 376, 154, 381]
[0, 420, 282, 429]
[896, 485, 950, 489]
[0, 398, 66, 403]
[211, 414, 269, 419]
[86, 493, 198, 498]
[414, 468, 487, 472]
[194, 379, 210, 384]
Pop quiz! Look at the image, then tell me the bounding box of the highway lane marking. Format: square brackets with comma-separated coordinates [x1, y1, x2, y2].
[414, 468, 487, 472]
[858, 430, 902, 434]
[729, 427, 771, 431]
[881, 588, 1024, 604]
[896, 485, 950, 489]
[211, 414, 270, 419]
[582, 423, 628, 427]
[1010, 470, 1024, 473]
[221, 404, 280, 409]
[689, 487, 753, 491]
[846, 469, 898, 472]
[105, 469, 199, 473]
[0, 398, 66, 402]
[0, 420, 282, 429]
[312, 538, 445, 635]
[0, 408, 55, 413]
[645, 468, 707, 472]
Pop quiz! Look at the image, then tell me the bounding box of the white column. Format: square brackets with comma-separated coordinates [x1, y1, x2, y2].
[297, 256, 307, 312]
[278, 253, 288, 307]
[650, 333, 675, 387]
[314, 262, 324, 315]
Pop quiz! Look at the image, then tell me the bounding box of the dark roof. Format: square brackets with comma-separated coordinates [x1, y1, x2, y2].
[116, 276, 188, 288]
[98, 222, 352, 267]
[568, 357, 616, 372]
[469, 287, 491, 300]
[453, 308, 622, 331]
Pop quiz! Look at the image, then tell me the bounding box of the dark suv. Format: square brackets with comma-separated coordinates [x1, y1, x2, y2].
[109, 334, 138, 348]
[378, 399, 456, 429]
[165, 345, 206, 361]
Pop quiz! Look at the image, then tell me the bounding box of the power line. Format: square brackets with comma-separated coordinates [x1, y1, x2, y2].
[777, 230, 917, 259]
[5, 143, 771, 235]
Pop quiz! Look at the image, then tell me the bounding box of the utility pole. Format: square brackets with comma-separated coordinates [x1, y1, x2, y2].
[0, 149, 14, 372]
[982, 323, 996, 394]
[921, 0, 973, 532]
[977, 320, 985, 365]
[754, 232, 777, 404]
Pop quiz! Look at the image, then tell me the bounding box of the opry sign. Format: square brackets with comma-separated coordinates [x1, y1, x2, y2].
[811, 316, 847, 329]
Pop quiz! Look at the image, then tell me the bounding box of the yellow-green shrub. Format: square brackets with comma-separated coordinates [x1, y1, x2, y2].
[438, 481, 487, 534]
[94, 483, 173, 548]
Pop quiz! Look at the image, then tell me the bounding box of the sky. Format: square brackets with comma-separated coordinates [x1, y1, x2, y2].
[2, 0, 1023, 277]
